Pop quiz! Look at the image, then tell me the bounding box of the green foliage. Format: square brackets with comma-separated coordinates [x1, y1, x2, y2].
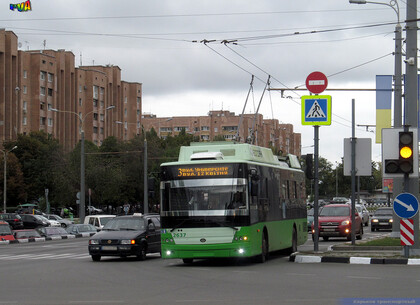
[6, 130, 385, 214]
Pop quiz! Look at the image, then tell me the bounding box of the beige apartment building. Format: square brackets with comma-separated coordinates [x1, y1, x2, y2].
[141, 110, 301, 156]
[0, 29, 299, 156]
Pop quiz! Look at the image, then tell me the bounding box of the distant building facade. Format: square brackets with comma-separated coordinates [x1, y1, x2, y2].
[141, 110, 301, 156]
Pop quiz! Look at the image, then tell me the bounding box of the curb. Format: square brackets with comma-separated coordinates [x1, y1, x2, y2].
[0, 232, 96, 245]
[290, 253, 420, 265]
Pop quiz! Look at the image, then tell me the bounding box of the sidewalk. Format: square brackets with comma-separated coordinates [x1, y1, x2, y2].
[290, 236, 420, 265]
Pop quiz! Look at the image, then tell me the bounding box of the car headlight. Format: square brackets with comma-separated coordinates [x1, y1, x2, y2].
[89, 239, 99, 245]
[389, 219, 393, 223]
[121, 239, 135, 245]
[341, 220, 350, 225]
[372, 219, 379, 223]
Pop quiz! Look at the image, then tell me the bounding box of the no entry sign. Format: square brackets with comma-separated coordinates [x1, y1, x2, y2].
[306, 71, 328, 95]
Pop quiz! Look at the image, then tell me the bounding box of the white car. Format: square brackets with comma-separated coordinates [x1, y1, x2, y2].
[38, 215, 60, 227]
[356, 204, 370, 227]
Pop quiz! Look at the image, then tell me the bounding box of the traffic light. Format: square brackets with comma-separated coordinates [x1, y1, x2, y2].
[398, 131, 414, 173]
[384, 131, 414, 174]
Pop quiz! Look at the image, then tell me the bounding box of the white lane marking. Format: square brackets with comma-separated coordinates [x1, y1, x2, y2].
[347, 276, 381, 280]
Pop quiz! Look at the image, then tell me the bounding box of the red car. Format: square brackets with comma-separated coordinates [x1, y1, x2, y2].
[0, 221, 16, 241]
[311, 204, 363, 241]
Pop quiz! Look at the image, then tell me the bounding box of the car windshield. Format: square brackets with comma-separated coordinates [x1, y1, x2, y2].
[103, 218, 145, 231]
[46, 227, 67, 235]
[0, 225, 12, 235]
[16, 231, 41, 238]
[374, 209, 393, 216]
[319, 206, 350, 217]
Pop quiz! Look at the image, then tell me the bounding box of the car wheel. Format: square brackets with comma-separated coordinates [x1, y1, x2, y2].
[91, 255, 101, 262]
[371, 227, 375, 232]
[137, 245, 147, 261]
[61, 223, 66, 228]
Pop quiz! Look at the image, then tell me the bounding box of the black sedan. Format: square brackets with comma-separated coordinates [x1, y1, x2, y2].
[371, 207, 393, 231]
[88, 213, 160, 261]
[20, 214, 50, 229]
[0, 213, 24, 230]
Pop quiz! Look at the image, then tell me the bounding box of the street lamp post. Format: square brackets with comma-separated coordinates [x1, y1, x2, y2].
[2, 145, 17, 213]
[349, 0, 402, 127]
[52, 105, 115, 223]
[115, 120, 148, 214]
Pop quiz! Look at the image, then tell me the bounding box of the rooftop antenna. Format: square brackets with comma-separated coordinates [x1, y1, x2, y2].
[43, 40, 46, 50]
[80, 52, 82, 66]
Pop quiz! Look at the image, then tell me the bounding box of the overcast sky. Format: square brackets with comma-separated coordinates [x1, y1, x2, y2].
[3, 0, 409, 165]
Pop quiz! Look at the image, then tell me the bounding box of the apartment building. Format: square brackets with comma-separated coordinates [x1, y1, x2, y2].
[0, 29, 142, 151]
[141, 110, 301, 156]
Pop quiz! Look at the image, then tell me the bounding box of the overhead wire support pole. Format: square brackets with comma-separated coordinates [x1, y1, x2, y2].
[236, 75, 254, 142]
[251, 75, 270, 145]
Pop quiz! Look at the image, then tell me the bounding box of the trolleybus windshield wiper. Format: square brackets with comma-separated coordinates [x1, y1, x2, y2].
[170, 219, 189, 232]
[207, 219, 238, 231]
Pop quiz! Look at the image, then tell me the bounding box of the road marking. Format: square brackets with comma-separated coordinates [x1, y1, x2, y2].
[347, 276, 381, 280]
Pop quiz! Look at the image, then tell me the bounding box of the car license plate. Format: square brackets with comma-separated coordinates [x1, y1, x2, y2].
[379, 223, 389, 225]
[101, 246, 117, 251]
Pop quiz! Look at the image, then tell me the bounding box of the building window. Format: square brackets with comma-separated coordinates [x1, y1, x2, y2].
[23, 116, 27, 125]
[214, 127, 218, 132]
[159, 127, 172, 132]
[40, 117, 46, 125]
[137, 97, 140, 104]
[23, 86, 27, 94]
[48, 104, 52, 111]
[100, 114, 104, 121]
[222, 126, 238, 132]
[79, 98, 82, 106]
[100, 127, 104, 134]
[124, 122, 128, 129]
[174, 127, 189, 132]
[48, 73, 53, 82]
[42, 60, 46, 64]
[201, 135, 210, 141]
[79, 85, 82, 93]
[93, 113, 98, 121]
[40, 87, 46, 96]
[124, 109, 127, 117]
[93, 85, 99, 99]
[137, 110, 140, 115]
[23, 70, 27, 78]
[100, 101, 104, 108]
[93, 99, 98, 107]
[23, 101, 27, 110]
[93, 126, 98, 134]
[100, 87, 104, 95]
[48, 118, 53, 127]
[124, 96, 128, 103]
[40, 102, 45, 110]
[48, 88, 53, 97]
[201, 126, 210, 131]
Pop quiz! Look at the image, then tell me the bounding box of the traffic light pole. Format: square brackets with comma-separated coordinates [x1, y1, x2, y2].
[403, 0, 419, 252]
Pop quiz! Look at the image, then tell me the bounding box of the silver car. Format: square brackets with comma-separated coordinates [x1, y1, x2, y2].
[356, 204, 369, 226]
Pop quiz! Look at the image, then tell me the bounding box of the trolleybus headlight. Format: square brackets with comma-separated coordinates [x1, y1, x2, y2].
[166, 250, 172, 256]
[238, 248, 245, 254]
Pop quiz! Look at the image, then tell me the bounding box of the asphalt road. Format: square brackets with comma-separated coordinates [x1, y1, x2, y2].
[1, 230, 419, 305]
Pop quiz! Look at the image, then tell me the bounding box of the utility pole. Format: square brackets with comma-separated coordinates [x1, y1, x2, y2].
[404, 0, 419, 251]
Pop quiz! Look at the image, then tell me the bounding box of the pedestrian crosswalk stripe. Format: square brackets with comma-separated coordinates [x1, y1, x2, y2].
[0, 253, 90, 260]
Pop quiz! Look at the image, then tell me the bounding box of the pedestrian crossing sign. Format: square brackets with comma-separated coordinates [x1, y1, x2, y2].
[301, 95, 332, 126]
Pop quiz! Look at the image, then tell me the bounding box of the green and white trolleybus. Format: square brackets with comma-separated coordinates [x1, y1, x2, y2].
[160, 142, 307, 263]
